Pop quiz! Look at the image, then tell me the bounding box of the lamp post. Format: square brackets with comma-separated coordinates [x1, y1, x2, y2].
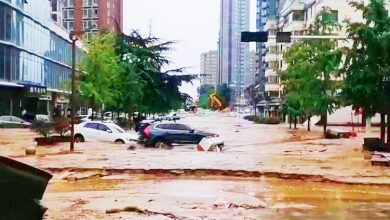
[69, 31, 78, 151]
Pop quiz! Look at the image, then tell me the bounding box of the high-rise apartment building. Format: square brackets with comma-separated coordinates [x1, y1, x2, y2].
[218, 0, 250, 104]
[62, 0, 123, 40]
[244, 51, 256, 88]
[200, 51, 219, 88]
[259, 0, 364, 117]
[256, 0, 280, 117]
[50, 0, 65, 26]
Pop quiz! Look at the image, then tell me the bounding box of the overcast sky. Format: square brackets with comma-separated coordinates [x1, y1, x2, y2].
[123, 0, 257, 99]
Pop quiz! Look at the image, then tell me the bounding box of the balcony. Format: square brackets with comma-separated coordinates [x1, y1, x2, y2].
[265, 53, 279, 62]
[265, 69, 277, 77]
[265, 20, 277, 31]
[280, 1, 305, 17]
[265, 83, 281, 92]
[265, 38, 277, 47]
[282, 20, 305, 32]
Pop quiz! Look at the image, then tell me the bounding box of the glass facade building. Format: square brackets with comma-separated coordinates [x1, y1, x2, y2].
[0, 0, 79, 116]
[218, 0, 250, 105]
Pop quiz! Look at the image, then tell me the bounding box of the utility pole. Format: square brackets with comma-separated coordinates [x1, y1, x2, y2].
[69, 32, 77, 151]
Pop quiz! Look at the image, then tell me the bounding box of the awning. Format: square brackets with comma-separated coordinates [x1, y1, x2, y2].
[47, 88, 71, 94]
[0, 81, 24, 88]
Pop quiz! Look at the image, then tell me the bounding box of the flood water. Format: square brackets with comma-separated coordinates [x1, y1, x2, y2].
[45, 174, 390, 219]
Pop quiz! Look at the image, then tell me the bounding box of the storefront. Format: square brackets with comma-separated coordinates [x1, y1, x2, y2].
[0, 82, 24, 116]
[0, 83, 49, 116]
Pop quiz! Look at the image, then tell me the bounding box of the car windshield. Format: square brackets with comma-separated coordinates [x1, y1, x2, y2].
[11, 117, 23, 122]
[109, 124, 125, 133]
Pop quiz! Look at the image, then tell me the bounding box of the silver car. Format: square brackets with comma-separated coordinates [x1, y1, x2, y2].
[0, 116, 31, 128]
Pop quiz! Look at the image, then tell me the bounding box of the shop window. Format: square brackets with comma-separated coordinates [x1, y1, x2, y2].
[0, 45, 4, 79]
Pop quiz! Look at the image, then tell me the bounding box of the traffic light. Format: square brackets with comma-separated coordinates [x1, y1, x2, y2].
[241, 32, 269, 42]
[276, 32, 291, 43]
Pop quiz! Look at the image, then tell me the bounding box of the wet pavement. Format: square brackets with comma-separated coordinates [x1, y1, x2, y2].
[1, 112, 390, 219]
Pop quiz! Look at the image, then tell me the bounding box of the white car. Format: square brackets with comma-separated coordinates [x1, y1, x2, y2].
[166, 112, 180, 121]
[73, 121, 138, 144]
[0, 116, 31, 128]
[35, 114, 51, 122]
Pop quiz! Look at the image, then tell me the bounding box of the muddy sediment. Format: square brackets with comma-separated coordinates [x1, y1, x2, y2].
[45, 167, 390, 186]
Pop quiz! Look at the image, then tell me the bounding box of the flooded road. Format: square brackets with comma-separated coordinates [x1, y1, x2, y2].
[44, 174, 390, 219]
[1, 112, 390, 219]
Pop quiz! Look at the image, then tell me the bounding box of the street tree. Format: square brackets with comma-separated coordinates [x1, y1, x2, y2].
[198, 84, 215, 96]
[198, 84, 215, 109]
[216, 84, 230, 108]
[80, 32, 122, 119]
[244, 84, 263, 115]
[282, 8, 343, 134]
[342, 0, 390, 148]
[116, 31, 195, 115]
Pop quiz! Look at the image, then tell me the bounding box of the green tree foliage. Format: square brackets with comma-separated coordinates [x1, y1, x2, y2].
[342, 0, 390, 146]
[216, 84, 230, 108]
[282, 8, 343, 133]
[198, 84, 215, 109]
[79, 30, 195, 120]
[116, 31, 195, 114]
[199, 90, 214, 109]
[80, 32, 122, 112]
[198, 84, 215, 96]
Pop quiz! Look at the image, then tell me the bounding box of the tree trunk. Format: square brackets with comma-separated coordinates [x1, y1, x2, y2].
[387, 112, 390, 151]
[101, 108, 104, 122]
[294, 116, 297, 129]
[91, 99, 95, 121]
[307, 115, 311, 132]
[323, 114, 327, 135]
[380, 113, 386, 143]
[289, 113, 292, 129]
[254, 104, 257, 116]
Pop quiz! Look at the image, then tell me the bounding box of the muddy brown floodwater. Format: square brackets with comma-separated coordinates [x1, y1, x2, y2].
[1, 112, 390, 219]
[44, 174, 390, 219]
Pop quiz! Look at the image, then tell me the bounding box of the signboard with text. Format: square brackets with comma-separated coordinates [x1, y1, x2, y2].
[22, 84, 47, 98]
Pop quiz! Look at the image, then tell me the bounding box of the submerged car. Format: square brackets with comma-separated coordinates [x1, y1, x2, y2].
[166, 112, 180, 121]
[73, 121, 138, 144]
[141, 122, 221, 148]
[0, 116, 31, 128]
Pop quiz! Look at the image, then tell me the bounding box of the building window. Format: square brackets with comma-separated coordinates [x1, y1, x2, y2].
[269, 46, 278, 53]
[331, 10, 339, 21]
[68, 21, 74, 30]
[292, 10, 304, 21]
[83, 9, 88, 18]
[269, 61, 278, 70]
[68, 9, 74, 18]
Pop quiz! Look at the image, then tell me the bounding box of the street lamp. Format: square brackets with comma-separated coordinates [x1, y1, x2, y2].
[69, 31, 78, 151]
